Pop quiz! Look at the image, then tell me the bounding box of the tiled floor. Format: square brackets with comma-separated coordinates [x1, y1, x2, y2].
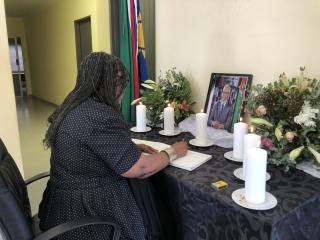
[16, 96, 56, 214]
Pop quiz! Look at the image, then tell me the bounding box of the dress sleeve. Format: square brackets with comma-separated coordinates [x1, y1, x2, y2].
[86, 116, 141, 175]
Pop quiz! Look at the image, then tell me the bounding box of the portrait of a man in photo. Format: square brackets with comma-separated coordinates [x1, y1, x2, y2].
[205, 73, 252, 132]
[208, 84, 234, 129]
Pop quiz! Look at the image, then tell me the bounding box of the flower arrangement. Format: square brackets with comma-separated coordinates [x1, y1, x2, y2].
[132, 68, 194, 126]
[246, 68, 320, 172]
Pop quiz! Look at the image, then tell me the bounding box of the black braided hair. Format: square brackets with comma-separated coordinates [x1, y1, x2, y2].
[43, 52, 128, 148]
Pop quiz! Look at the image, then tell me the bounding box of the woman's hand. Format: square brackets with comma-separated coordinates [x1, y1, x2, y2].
[123, 142, 187, 179]
[136, 144, 158, 154]
[212, 121, 224, 129]
[171, 141, 188, 158]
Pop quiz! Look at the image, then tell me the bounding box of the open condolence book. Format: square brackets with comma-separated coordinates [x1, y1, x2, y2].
[132, 139, 212, 171]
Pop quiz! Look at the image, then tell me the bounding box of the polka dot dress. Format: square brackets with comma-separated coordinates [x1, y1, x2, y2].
[38, 98, 145, 240]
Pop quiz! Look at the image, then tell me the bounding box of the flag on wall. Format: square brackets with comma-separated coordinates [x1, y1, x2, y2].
[120, 0, 134, 122]
[137, 0, 148, 82]
[129, 0, 139, 100]
[120, 0, 148, 122]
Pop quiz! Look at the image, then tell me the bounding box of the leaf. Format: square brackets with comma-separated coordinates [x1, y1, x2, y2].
[141, 83, 154, 90]
[131, 98, 142, 105]
[308, 146, 320, 164]
[275, 128, 283, 141]
[144, 79, 156, 84]
[250, 117, 274, 127]
[289, 146, 305, 161]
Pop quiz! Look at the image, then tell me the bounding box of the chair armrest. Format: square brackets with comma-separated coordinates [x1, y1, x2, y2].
[33, 216, 120, 240]
[25, 171, 50, 185]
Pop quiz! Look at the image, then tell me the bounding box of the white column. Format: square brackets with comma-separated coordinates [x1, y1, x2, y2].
[196, 109, 208, 145]
[164, 104, 174, 134]
[245, 148, 267, 204]
[233, 121, 248, 159]
[136, 102, 147, 131]
[243, 133, 261, 176]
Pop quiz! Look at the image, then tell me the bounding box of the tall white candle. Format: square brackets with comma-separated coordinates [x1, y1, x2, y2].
[233, 120, 248, 159]
[164, 104, 175, 134]
[245, 148, 267, 204]
[136, 102, 146, 131]
[243, 133, 261, 176]
[196, 109, 208, 145]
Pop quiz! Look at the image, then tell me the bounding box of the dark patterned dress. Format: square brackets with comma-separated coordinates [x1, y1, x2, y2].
[38, 98, 146, 239]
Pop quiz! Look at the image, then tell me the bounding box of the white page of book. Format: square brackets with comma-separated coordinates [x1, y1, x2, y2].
[132, 139, 212, 171]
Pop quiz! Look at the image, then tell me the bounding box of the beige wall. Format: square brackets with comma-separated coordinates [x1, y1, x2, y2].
[156, 0, 320, 111]
[26, 0, 111, 105]
[6, 17, 32, 95]
[0, 0, 24, 175]
[96, 0, 111, 52]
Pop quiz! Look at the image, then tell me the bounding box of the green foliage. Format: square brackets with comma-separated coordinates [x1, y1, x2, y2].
[246, 69, 320, 172]
[140, 89, 165, 127]
[158, 68, 193, 104]
[139, 68, 194, 126]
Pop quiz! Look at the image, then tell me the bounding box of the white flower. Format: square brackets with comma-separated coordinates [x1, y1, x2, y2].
[159, 111, 164, 120]
[255, 105, 267, 116]
[294, 101, 319, 127]
[285, 131, 297, 143]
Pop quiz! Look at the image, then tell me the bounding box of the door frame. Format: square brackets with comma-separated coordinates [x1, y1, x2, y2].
[74, 16, 92, 68]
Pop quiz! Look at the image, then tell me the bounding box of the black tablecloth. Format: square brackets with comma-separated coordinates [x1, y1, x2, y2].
[132, 128, 320, 240]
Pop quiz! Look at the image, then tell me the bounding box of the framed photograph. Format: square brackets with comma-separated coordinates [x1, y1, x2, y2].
[204, 73, 253, 132]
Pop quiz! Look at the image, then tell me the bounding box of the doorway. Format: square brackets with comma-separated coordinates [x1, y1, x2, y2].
[74, 16, 93, 69]
[8, 37, 26, 97]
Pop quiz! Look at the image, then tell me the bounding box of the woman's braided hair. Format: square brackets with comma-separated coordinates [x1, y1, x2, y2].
[43, 52, 128, 148]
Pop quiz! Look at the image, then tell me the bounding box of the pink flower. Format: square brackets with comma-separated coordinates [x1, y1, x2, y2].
[179, 100, 190, 111]
[255, 105, 267, 117]
[261, 137, 275, 151]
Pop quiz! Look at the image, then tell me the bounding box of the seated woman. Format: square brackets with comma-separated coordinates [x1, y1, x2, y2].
[38, 52, 188, 240]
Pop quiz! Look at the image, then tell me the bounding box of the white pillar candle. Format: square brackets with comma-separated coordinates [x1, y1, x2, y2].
[196, 109, 208, 145]
[243, 133, 261, 176]
[233, 121, 248, 159]
[245, 148, 267, 204]
[136, 102, 146, 131]
[164, 104, 175, 134]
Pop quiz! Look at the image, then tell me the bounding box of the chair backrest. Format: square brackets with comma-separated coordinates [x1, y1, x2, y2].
[0, 138, 34, 240]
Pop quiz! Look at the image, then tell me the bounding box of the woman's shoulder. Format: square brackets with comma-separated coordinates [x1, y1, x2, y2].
[77, 98, 126, 127]
[59, 99, 128, 140]
[81, 98, 118, 115]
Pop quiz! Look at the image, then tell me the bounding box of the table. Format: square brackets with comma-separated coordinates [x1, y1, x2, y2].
[132, 128, 320, 240]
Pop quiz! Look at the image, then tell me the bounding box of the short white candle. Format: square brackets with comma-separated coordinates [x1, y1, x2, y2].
[245, 148, 267, 204]
[136, 102, 146, 131]
[243, 133, 261, 176]
[196, 109, 208, 145]
[233, 120, 248, 159]
[164, 104, 175, 134]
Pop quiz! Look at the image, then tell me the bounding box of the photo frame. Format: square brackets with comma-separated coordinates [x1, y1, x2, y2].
[204, 73, 253, 132]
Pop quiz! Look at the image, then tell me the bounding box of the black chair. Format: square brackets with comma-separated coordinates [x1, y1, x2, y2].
[0, 138, 120, 240]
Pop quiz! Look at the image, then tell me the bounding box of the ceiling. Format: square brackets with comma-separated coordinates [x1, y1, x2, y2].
[4, 0, 60, 17]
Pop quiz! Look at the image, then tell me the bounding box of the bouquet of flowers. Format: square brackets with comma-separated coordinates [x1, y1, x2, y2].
[246, 68, 320, 172]
[132, 68, 194, 126]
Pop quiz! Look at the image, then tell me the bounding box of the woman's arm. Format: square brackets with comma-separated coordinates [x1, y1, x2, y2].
[136, 143, 158, 154]
[122, 141, 188, 179]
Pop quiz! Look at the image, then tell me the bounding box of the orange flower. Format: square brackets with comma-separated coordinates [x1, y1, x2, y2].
[179, 100, 190, 111]
[170, 101, 177, 108]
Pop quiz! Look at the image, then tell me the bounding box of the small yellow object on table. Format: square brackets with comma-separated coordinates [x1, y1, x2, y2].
[211, 180, 228, 190]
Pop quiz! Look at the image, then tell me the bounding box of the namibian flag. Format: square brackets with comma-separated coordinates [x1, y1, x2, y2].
[137, 0, 148, 82]
[120, 0, 148, 122]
